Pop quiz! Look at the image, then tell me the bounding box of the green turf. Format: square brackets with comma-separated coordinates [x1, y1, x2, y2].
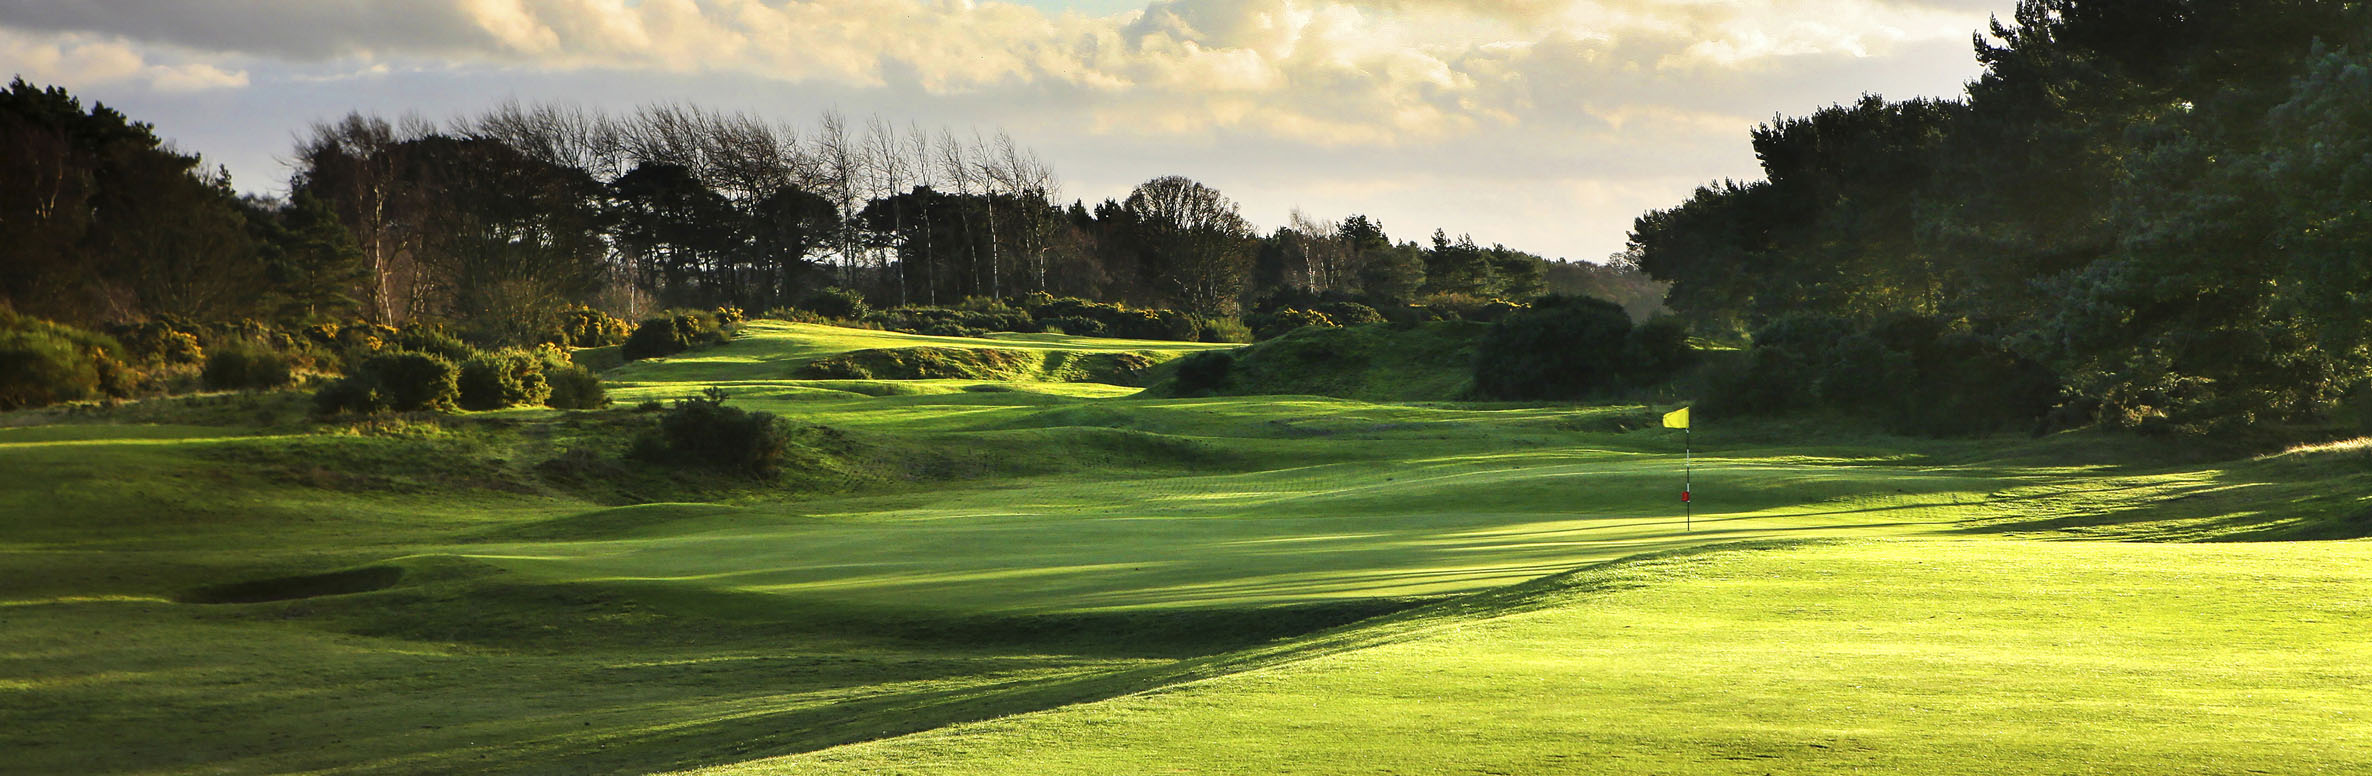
[3, 321, 2366, 774]
[713, 539, 2372, 775]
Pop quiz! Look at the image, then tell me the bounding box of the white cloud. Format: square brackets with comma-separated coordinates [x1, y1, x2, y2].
[0, 29, 250, 92]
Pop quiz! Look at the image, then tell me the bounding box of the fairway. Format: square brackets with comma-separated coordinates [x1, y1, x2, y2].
[719, 540, 2372, 775]
[5, 322, 2368, 775]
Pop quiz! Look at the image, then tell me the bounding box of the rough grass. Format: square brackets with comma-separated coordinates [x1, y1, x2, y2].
[3, 320, 2368, 775]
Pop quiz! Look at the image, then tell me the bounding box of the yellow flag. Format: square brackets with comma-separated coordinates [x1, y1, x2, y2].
[1662, 407, 1690, 429]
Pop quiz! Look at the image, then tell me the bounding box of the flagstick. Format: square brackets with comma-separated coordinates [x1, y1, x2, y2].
[1684, 426, 1692, 532]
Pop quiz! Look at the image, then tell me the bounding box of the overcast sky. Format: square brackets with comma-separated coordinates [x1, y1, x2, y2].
[0, 0, 2014, 263]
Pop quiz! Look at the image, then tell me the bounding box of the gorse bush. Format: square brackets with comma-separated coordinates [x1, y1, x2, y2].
[457, 350, 551, 410]
[1472, 295, 1694, 400]
[797, 347, 1039, 381]
[554, 306, 630, 347]
[1251, 308, 1337, 340]
[761, 307, 831, 324]
[799, 287, 870, 320]
[862, 305, 1034, 338]
[1016, 295, 1223, 342]
[1170, 350, 1235, 396]
[1195, 316, 1253, 343]
[201, 339, 296, 391]
[1038, 315, 1104, 336]
[111, 320, 206, 365]
[621, 311, 729, 361]
[315, 351, 461, 414]
[1389, 293, 1531, 325]
[544, 365, 608, 409]
[636, 389, 793, 476]
[0, 331, 119, 409]
[1314, 302, 1385, 326]
[0, 310, 131, 410]
[361, 351, 461, 412]
[391, 326, 474, 364]
[320, 337, 603, 414]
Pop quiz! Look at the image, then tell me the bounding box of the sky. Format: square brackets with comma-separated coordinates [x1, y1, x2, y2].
[0, 0, 2016, 264]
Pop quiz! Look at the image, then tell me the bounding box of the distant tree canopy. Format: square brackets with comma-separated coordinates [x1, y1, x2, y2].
[3, 85, 1658, 346]
[0, 79, 257, 324]
[1630, 0, 2372, 431]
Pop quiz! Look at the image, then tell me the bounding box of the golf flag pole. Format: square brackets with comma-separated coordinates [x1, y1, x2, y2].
[1661, 407, 1692, 531]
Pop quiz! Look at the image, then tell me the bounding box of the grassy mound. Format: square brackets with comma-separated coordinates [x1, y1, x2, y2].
[797, 347, 1162, 385]
[1144, 321, 1485, 401]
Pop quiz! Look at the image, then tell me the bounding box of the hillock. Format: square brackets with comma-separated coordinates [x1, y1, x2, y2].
[1144, 321, 1485, 401]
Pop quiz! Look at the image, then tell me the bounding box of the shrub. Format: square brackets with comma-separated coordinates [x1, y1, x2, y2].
[331, 322, 397, 353]
[391, 326, 475, 363]
[1171, 351, 1235, 396]
[763, 307, 831, 324]
[712, 305, 747, 325]
[1707, 311, 2058, 435]
[1013, 295, 1212, 342]
[0, 312, 130, 409]
[638, 390, 793, 476]
[1253, 308, 1337, 340]
[1410, 293, 1528, 323]
[1039, 316, 1105, 336]
[112, 321, 206, 365]
[797, 347, 1038, 381]
[1315, 302, 1385, 326]
[0, 331, 113, 409]
[317, 351, 461, 414]
[202, 340, 296, 391]
[370, 352, 461, 412]
[1196, 316, 1254, 343]
[457, 350, 552, 410]
[311, 376, 380, 415]
[1473, 295, 1689, 400]
[1623, 316, 1696, 385]
[621, 312, 726, 361]
[545, 366, 608, 409]
[863, 305, 1034, 338]
[800, 287, 870, 320]
[1473, 299, 1527, 322]
[555, 306, 630, 348]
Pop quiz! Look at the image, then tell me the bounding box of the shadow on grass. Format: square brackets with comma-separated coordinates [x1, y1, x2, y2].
[1947, 458, 2372, 541]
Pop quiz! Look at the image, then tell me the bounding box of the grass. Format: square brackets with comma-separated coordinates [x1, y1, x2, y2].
[723, 540, 2372, 775]
[3, 321, 2367, 774]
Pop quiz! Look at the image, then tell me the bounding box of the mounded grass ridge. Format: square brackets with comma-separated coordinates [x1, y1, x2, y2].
[1144, 321, 1485, 401]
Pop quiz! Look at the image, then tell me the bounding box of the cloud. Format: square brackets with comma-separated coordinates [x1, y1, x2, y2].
[0, 1, 1979, 113]
[0, 29, 249, 92]
[0, 0, 2007, 261]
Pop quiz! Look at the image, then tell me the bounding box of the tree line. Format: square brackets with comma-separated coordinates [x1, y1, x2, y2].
[0, 83, 1665, 348]
[1630, 0, 2372, 433]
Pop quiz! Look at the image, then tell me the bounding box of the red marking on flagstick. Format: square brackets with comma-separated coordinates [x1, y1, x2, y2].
[1681, 491, 1690, 502]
